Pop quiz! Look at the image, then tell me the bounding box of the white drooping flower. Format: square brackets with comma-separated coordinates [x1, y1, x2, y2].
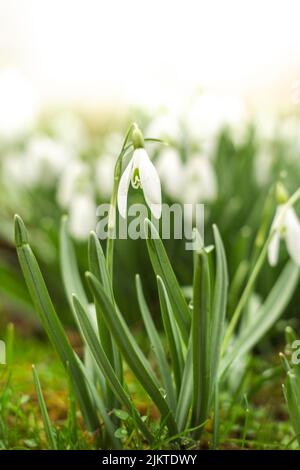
[268, 204, 300, 267]
[117, 128, 162, 219]
[68, 191, 97, 241]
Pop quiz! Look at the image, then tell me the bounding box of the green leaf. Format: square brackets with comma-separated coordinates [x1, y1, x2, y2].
[60, 216, 88, 311]
[220, 261, 299, 377]
[136, 274, 177, 413]
[14, 214, 99, 433]
[75, 357, 121, 449]
[114, 409, 130, 421]
[176, 335, 193, 432]
[86, 272, 178, 436]
[72, 294, 153, 443]
[210, 225, 228, 388]
[191, 248, 212, 435]
[88, 231, 122, 403]
[284, 371, 300, 446]
[144, 219, 190, 345]
[32, 365, 57, 450]
[157, 276, 184, 397]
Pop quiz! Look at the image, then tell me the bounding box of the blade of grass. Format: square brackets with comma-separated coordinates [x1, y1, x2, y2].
[32, 365, 57, 450]
[136, 274, 177, 413]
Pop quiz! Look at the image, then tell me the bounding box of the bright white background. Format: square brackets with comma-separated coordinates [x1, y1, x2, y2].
[0, 0, 299, 110]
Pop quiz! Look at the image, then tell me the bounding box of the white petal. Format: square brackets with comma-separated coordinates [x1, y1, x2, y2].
[117, 157, 133, 218]
[139, 150, 162, 219]
[268, 231, 280, 266]
[285, 207, 300, 266]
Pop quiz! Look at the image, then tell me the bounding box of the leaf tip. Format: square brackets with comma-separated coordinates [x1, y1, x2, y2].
[14, 214, 28, 247]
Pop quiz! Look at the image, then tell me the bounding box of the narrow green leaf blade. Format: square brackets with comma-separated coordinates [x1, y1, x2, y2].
[14, 215, 99, 433]
[144, 219, 190, 345]
[136, 274, 177, 413]
[32, 365, 57, 450]
[157, 276, 184, 397]
[191, 250, 212, 435]
[72, 294, 153, 443]
[210, 225, 228, 387]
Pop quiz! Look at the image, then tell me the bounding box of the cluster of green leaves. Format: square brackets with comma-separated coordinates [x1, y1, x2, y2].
[13, 206, 299, 449]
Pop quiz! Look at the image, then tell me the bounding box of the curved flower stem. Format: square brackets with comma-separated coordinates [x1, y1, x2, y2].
[106, 124, 135, 280]
[222, 233, 271, 354]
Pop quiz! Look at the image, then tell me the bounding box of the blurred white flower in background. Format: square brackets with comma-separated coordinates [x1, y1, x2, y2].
[156, 148, 183, 200]
[145, 113, 181, 142]
[2, 136, 72, 189]
[1, 152, 34, 187]
[49, 111, 89, 153]
[185, 92, 246, 151]
[0, 68, 40, 139]
[96, 154, 116, 199]
[57, 160, 97, 240]
[69, 191, 97, 241]
[268, 204, 300, 267]
[255, 113, 279, 143]
[27, 136, 73, 187]
[57, 160, 90, 208]
[103, 132, 124, 156]
[181, 154, 217, 205]
[157, 147, 218, 209]
[255, 148, 273, 187]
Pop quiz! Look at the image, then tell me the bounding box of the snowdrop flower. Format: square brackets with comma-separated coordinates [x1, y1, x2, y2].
[181, 154, 217, 205]
[268, 203, 300, 267]
[156, 148, 183, 200]
[117, 126, 162, 219]
[69, 191, 97, 241]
